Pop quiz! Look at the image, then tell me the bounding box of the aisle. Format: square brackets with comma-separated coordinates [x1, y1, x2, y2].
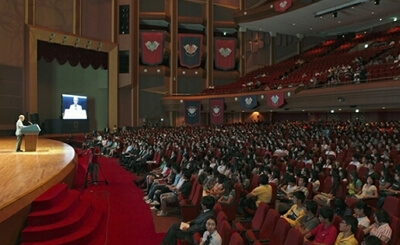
[77, 156, 166, 245]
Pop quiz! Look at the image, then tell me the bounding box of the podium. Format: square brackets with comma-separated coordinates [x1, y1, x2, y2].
[21, 124, 41, 152]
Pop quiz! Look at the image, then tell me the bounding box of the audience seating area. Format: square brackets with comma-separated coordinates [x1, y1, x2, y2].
[203, 26, 400, 94]
[73, 119, 400, 244]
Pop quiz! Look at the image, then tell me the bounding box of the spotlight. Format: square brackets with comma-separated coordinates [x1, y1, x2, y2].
[374, 0, 380, 5]
[332, 12, 338, 18]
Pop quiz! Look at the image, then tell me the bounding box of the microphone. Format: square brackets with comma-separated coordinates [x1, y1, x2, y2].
[28, 121, 33, 125]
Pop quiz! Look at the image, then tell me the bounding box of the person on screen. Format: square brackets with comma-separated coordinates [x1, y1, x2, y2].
[15, 115, 26, 152]
[69, 96, 82, 110]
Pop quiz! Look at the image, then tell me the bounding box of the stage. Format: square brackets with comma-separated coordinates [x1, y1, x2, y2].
[0, 136, 77, 245]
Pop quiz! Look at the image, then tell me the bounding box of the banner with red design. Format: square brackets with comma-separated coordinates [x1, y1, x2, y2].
[141, 31, 164, 66]
[266, 91, 285, 109]
[179, 34, 203, 68]
[185, 100, 201, 125]
[274, 0, 292, 12]
[209, 98, 224, 125]
[215, 38, 236, 70]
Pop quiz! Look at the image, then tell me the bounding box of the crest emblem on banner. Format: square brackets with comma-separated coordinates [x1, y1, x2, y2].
[212, 106, 221, 116]
[145, 41, 160, 51]
[266, 92, 285, 109]
[218, 47, 232, 57]
[245, 97, 253, 106]
[271, 95, 280, 104]
[187, 106, 198, 117]
[240, 95, 258, 109]
[183, 44, 199, 56]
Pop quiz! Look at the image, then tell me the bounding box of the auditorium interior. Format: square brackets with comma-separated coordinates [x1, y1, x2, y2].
[0, 0, 400, 244]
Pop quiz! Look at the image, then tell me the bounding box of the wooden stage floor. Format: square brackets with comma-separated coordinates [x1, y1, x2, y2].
[0, 136, 77, 243]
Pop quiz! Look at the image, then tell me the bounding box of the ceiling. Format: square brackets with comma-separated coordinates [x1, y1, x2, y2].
[238, 0, 400, 37]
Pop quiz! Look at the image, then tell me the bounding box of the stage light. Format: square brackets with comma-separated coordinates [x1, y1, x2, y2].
[332, 12, 338, 18]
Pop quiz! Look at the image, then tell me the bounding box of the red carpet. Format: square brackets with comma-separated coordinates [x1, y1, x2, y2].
[76, 156, 165, 245]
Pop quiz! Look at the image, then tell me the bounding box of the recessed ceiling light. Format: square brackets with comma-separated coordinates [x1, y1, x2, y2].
[379, 18, 382, 21]
[371, 12, 375, 15]
[292, 23, 296, 26]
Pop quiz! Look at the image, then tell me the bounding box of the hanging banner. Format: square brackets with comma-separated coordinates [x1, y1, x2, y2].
[274, 0, 292, 12]
[266, 91, 285, 109]
[179, 34, 203, 68]
[209, 98, 224, 125]
[215, 38, 236, 70]
[141, 31, 164, 66]
[185, 100, 201, 125]
[240, 95, 258, 110]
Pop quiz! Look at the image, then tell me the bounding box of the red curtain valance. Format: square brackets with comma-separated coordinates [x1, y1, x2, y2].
[37, 41, 108, 69]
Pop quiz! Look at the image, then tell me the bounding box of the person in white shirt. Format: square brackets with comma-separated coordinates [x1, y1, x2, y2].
[199, 216, 222, 245]
[69, 96, 82, 110]
[15, 115, 26, 152]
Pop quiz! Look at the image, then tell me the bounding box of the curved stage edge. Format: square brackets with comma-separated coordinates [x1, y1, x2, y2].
[0, 137, 77, 245]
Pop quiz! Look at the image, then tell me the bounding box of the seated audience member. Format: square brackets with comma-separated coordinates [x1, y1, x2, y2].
[199, 216, 222, 245]
[334, 215, 359, 245]
[156, 170, 192, 216]
[377, 171, 400, 207]
[217, 181, 235, 206]
[313, 171, 341, 207]
[348, 155, 361, 170]
[206, 174, 225, 199]
[276, 175, 298, 211]
[354, 176, 378, 199]
[304, 206, 337, 245]
[347, 171, 363, 196]
[144, 164, 180, 204]
[331, 197, 352, 218]
[242, 174, 272, 219]
[353, 200, 371, 231]
[295, 200, 320, 235]
[363, 209, 392, 244]
[364, 235, 383, 245]
[282, 191, 306, 227]
[309, 170, 321, 194]
[134, 156, 168, 188]
[160, 196, 216, 245]
[365, 162, 380, 182]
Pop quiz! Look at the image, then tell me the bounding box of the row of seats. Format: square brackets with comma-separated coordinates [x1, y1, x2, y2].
[202, 26, 400, 94]
[230, 200, 400, 245]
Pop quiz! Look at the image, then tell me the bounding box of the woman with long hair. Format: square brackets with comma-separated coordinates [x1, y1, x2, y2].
[347, 170, 362, 196]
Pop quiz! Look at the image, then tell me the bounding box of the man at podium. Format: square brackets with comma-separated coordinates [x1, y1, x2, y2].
[69, 96, 83, 110]
[15, 115, 26, 152]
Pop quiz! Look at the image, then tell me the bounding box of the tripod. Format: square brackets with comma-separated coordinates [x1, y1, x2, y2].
[84, 161, 109, 188]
